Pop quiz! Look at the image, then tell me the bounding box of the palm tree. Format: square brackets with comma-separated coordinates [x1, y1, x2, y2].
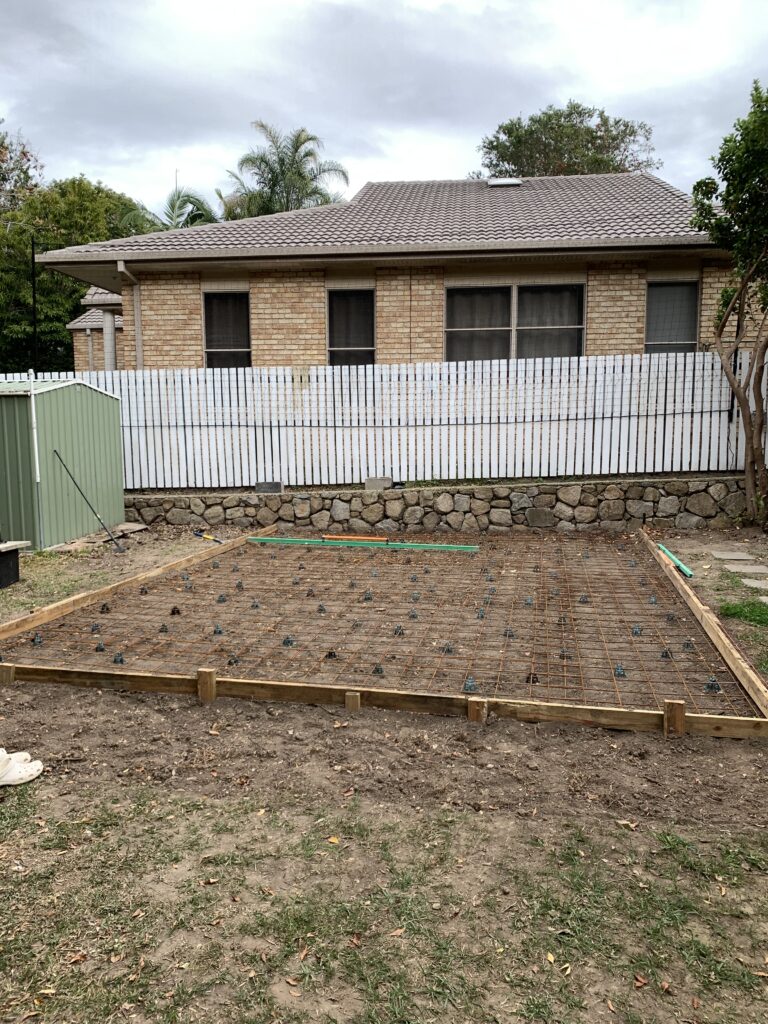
[120, 186, 218, 234]
[218, 121, 349, 220]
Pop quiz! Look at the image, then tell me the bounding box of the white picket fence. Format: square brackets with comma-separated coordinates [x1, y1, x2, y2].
[1, 352, 749, 489]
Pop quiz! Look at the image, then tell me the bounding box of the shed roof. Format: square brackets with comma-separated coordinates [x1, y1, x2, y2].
[39, 173, 712, 267]
[0, 379, 119, 399]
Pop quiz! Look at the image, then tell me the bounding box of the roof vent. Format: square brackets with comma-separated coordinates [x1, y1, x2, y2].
[487, 177, 523, 187]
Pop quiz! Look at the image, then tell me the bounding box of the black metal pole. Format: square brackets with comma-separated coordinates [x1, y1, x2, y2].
[53, 449, 124, 553]
[31, 234, 38, 370]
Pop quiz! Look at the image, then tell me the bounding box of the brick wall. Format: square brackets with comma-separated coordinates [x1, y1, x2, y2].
[249, 270, 326, 366]
[72, 327, 124, 372]
[375, 267, 444, 362]
[130, 273, 204, 369]
[585, 263, 646, 355]
[700, 263, 738, 345]
[100, 260, 741, 370]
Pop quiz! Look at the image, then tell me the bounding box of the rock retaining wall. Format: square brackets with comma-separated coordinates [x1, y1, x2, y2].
[125, 476, 748, 534]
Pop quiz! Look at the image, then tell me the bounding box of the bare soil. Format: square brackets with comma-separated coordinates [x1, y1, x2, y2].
[1, 526, 767, 1024]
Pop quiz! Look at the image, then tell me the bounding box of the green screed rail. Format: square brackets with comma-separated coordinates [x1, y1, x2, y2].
[247, 536, 479, 553]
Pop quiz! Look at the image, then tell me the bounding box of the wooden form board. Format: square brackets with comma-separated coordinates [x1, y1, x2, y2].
[639, 530, 768, 718]
[3, 662, 767, 740]
[0, 526, 276, 644]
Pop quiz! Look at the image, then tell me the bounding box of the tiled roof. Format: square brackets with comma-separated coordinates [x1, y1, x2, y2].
[41, 174, 711, 264]
[82, 286, 122, 306]
[66, 309, 124, 330]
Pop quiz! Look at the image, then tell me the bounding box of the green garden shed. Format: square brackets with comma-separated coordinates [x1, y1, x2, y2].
[0, 378, 123, 549]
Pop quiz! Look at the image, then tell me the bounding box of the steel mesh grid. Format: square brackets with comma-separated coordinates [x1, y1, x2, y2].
[0, 534, 759, 717]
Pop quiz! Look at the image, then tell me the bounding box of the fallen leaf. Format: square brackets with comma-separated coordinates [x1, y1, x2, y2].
[389, 927, 405, 937]
[692, 996, 701, 1009]
[327, 836, 340, 845]
[204, 877, 219, 886]
[634, 974, 648, 989]
[285, 976, 299, 987]
[349, 933, 361, 947]
[660, 980, 672, 993]
[616, 819, 638, 831]
[606, 999, 616, 1013]
[343, 787, 355, 797]
[208, 723, 220, 736]
[546, 952, 555, 964]
[299, 946, 309, 961]
[560, 962, 572, 976]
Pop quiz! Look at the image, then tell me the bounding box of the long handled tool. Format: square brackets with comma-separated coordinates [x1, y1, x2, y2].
[193, 530, 223, 544]
[53, 449, 124, 553]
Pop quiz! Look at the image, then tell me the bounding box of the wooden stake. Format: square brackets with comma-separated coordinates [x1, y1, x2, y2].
[197, 668, 217, 705]
[344, 690, 361, 712]
[0, 663, 16, 685]
[6, 664, 768, 740]
[663, 699, 686, 738]
[467, 697, 488, 724]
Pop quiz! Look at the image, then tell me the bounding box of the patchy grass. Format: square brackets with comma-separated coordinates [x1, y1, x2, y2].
[720, 599, 768, 627]
[2, 782, 767, 1024]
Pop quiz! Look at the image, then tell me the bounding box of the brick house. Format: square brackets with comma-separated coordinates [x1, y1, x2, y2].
[43, 173, 731, 372]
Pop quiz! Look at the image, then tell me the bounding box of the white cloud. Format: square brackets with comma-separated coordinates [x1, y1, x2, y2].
[1, 0, 766, 215]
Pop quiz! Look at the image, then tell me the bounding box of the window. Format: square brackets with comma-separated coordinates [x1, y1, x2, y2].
[328, 290, 375, 365]
[445, 287, 511, 361]
[645, 282, 698, 353]
[516, 285, 584, 359]
[444, 284, 584, 361]
[204, 293, 250, 368]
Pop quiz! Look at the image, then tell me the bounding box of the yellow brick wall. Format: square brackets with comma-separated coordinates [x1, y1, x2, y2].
[71, 329, 91, 372]
[71, 328, 124, 372]
[375, 268, 444, 363]
[131, 272, 204, 369]
[700, 264, 738, 345]
[584, 263, 646, 355]
[250, 270, 326, 366]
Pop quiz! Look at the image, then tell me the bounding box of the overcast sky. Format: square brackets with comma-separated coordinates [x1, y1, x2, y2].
[1, 0, 766, 215]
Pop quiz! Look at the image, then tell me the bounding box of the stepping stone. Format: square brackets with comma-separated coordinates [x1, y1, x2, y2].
[742, 578, 768, 591]
[725, 563, 768, 574]
[709, 549, 754, 560]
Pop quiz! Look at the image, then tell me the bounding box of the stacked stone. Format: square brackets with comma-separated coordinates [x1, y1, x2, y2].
[125, 476, 748, 533]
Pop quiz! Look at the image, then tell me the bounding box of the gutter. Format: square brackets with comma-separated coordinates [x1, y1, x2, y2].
[117, 260, 143, 370]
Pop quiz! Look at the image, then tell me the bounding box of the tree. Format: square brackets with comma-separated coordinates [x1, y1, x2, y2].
[0, 176, 139, 372]
[218, 121, 348, 219]
[692, 81, 768, 524]
[478, 100, 660, 178]
[119, 186, 218, 234]
[0, 120, 43, 212]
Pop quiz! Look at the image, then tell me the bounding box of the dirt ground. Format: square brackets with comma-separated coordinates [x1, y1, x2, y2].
[1, 525, 767, 1024]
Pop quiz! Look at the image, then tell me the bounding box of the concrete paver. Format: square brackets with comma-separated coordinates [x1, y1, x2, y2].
[709, 550, 754, 560]
[742, 577, 768, 591]
[724, 563, 768, 574]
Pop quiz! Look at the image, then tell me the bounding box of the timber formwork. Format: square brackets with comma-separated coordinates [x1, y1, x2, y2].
[1, 529, 767, 739]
